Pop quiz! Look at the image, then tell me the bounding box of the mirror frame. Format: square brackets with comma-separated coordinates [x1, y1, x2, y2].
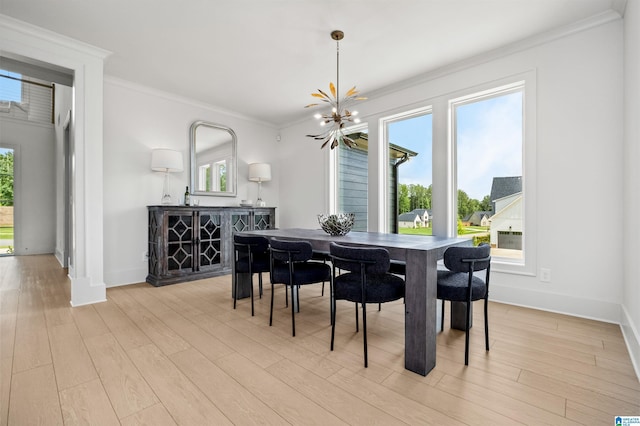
[189, 120, 238, 197]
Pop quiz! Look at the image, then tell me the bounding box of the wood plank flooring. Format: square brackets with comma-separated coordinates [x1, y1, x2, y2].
[0, 254, 638, 425]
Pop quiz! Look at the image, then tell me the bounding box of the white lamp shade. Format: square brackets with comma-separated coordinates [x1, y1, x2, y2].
[248, 163, 271, 182]
[151, 149, 183, 172]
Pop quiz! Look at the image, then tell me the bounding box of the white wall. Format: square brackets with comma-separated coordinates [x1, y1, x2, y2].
[54, 84, 73, 265]
[278, 17, 625, 325]
[623, 0, 640, 378]
[0, 117, 55, 254]
[102, 78, 280, 286]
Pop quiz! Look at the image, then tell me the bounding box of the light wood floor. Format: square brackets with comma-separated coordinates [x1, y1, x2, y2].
[1, 255, 638, 425]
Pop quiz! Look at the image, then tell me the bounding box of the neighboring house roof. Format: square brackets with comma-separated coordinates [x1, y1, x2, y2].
[411, 209, 429, 217]
[345, 132, 418, 161]
[490, 176, 522, 201]
[490, 176, 522, 212]
[464, 211, 492, 225]
[398, 213, 420, 222]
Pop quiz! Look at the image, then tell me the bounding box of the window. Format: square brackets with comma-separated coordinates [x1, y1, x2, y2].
[0, 70, 22, 102]
[198, 164, 211, 191]
[452, 82, 525, 262]
[383, 109, 432, 234]
[214, 160, 227, 192]
[0, 69, 54, 124]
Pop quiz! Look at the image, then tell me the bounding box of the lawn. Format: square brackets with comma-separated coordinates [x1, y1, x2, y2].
[399, 226, 489, 236]
[0, 226, 13, 240]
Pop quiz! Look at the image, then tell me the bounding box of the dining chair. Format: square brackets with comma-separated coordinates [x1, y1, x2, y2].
[268, 238, 331, 336]
[232, 234, 270, 316]
[437, 243, 491, 365]
[329, 242, 405, 367]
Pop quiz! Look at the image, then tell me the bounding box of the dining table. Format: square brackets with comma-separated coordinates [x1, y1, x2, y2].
[234, 228, 472, 376]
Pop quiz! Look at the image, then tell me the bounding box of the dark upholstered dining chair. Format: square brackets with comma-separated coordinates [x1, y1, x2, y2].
[329, 242, 405, 367]
[269, 238, 331, 336]
[437, 243, 491, 365]
[232, 234, 270, 316]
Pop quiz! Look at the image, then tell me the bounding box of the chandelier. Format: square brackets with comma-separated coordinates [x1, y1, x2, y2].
[305, 30, 366, 149]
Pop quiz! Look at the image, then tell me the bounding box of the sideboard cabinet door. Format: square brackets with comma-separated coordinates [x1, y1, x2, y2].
[147, 206, 275, 286]
[197, 210, 224, 273]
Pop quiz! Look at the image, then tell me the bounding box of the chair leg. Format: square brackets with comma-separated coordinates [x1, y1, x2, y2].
[322, 282, 325, 297]
[355, 303, 359, 332]
[362, 301, 368, 368]
[378, 303, 381, 311]
[440, 299, 445, 332]
[330, 294, 336, 350]
[269, 283, 275, 326]
[484, 297, 490, 351]
[258, 273, 263, 299]
[464, 300, 472, 365]
[250, 274, 254, 317]
[233, 272, 238, 310]
[291, 285, 296, 337]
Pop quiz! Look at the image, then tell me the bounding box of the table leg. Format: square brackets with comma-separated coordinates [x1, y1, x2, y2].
[451, 301, 473, 330]
[232, 272, 252, 299]
[404, 249, 438, 376]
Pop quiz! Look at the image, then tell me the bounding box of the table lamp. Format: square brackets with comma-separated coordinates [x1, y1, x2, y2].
[151, 149, 183, 204]
[248, 163, 271, 207]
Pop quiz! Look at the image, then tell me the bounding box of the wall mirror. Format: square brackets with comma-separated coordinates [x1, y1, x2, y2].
[190, 120, 237, 197]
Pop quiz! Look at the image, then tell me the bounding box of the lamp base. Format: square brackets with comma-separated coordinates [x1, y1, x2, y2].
[256, 198, 266, 207]
[161, 171, 172, 205]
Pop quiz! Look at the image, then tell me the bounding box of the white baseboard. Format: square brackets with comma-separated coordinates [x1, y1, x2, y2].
[104, 266, 148, 288]
[69, 275, 106, 307]
[491, 283, 621, 323]
[620, 304, 640, 381]
[491, 283, 639, 382]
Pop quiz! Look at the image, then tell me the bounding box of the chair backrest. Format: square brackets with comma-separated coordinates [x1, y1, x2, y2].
[269, 238, 312, 262]
[233, 234, 269, 254]
[329, 242, 390, 274]
[443, 243, 491, 273]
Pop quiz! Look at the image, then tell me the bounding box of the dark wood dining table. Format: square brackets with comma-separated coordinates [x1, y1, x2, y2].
[234, 228, 471, 376]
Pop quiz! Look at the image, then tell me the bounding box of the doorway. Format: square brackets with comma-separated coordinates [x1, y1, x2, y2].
[0, 147, 14, 255]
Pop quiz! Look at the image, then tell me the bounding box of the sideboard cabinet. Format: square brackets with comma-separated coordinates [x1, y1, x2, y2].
[147, 206, 275, 286]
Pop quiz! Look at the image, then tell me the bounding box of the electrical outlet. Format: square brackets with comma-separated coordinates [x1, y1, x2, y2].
[540, 268, 551, 282]
[142, 251, 148, 262]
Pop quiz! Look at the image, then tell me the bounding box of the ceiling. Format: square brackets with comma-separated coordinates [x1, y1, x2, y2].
[0, 0, 625, 127]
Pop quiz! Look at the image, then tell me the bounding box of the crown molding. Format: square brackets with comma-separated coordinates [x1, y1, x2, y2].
[365, 10, 622, 103]
[104, 76, 277, 129]
[0, 13, 111, 60]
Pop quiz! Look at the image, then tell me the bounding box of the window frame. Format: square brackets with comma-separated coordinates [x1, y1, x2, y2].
[380, 106, 433, 233]
[447, 73, 537, 276]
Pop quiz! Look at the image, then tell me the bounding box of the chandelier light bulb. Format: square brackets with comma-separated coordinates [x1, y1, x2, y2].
[314, 113, 322, 119]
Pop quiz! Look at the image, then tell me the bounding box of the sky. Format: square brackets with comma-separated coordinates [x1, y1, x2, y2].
[388, 91, 523, 201]
[0, 70, 22, 102]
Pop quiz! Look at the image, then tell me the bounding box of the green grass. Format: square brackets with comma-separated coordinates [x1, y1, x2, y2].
[0, 227, 14, 240]
[399, 226, 489, 236]
[399, 227, 433, 236]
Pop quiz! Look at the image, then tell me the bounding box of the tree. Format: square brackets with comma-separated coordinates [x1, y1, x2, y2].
[398, 184, 410, 213]
[480, 195, 492, 211]
[0, 151, 13, 206]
